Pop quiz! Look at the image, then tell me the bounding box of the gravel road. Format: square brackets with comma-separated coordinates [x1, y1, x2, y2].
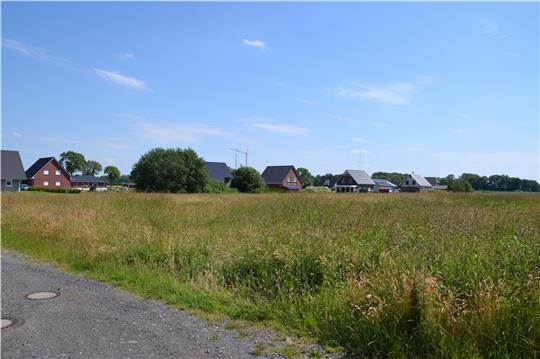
[2, 251, 327, 358]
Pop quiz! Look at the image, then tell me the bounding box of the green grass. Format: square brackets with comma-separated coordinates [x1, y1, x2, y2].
[2, 191, 539, 357]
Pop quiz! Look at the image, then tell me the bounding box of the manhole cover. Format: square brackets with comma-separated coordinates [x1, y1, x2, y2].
[26, 291, 59, 300]
[1, 317, 23, 330]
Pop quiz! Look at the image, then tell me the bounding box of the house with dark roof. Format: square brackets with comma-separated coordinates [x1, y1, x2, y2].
[425, 177, 448, 190]
[26, 157, 71, 189]
[335, 170, 376, 193]
[373, 178, 398, 193]
[399, 173, 432, 192]
[1, 150, 27, 191]
[205, 162, 233, 185]
[71, 175, 108, 191]
[261, 165, 303, 190]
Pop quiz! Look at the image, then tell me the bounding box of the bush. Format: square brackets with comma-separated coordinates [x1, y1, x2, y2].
[130, 147, 208, 193]
[230, 167, 265, 193]
[448, 178, 473, 192]
[28, 187, 81, 194]
[203, 179, 237, 193]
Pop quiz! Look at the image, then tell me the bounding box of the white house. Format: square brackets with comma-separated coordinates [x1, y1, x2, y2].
[399, 173, 432, 192]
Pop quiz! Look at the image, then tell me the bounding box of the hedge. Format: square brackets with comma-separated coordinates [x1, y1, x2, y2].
[28, 187, 81, 194]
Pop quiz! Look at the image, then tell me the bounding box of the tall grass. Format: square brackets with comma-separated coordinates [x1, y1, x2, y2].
[2, 192, 539, 357]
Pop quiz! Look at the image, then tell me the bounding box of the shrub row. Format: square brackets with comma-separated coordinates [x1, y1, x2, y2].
[28, 187, 81, 194]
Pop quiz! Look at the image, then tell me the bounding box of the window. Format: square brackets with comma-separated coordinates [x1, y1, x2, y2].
[405, 180, 410, 185]
[412, 180, 416, 185]
[43, 181, 49, 186]
[44, 170, 50, 175]
[55, 170, 61, 176]
[55, 181, 61, 187]
[287, 177, 292, 184]
[6, 179, 12, 187]
[293, 177, 297, 184]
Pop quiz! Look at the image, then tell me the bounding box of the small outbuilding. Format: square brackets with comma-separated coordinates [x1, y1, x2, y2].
[1, 150, 27, 192]
[261, 165, 303, 190]
[399, 173, 432, 192]
[335, 170, 376, 193]
[373, 178, 398, 193]
[26, 157, 71, 189]
[425, 177, 448, 190]
[71, 175, 108, 191]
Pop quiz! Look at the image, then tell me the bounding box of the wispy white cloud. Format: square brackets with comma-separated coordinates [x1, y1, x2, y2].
[2, 38, 70, 66]
[242, 38, 269, 51]
[11, 131, 22, 138]
[118, 53, 135, 59]
[450, 128, 470, 135]
[351, 148, 368, 155]
[328, 82, 416, 105]
[135, 121, 233, 143]
[352, 137, 370, 144]
[94, 69, 147, 90]
[20, 134, 133, 150]
[252, 122, 309, 136]
[481, 18, 507, 39]
[298, 98, 319, 106]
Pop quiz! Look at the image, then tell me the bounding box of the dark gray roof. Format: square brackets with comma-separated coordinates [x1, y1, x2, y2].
[261, 165, 302, 185]
[205, 162, 232, 181]
[373, 178, 397, 187]
[25, 157, 55, 178]
[425, 177, 441, 186]
[1, 150, 27, 180]
[343, 170, 376, 186]
[71, 175, 108, 184]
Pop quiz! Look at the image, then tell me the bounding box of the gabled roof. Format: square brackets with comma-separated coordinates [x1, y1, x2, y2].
[71, 175, 108, 184]
[205, 162, 232, 181]
[342, 170, 376, 186]
[400, 173, 432, 188]
[261, 165, 303, 186]
[373, 178, 397, 187]
[25, 157, 69, 178]
[1, 150, 27, 180]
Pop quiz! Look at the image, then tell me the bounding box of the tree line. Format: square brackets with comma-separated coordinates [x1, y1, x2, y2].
[59, 151, 124, 184]
[59, 148, 539, 193]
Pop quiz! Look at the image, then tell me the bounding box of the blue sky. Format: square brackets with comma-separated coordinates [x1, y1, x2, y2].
[2, 2, 539, 180]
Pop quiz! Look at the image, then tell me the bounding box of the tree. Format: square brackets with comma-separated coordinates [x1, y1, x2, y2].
[83, 160, 103, 176]
[314, 173, 340, 187]
[297, 167, 314, 187]
[230, 167, 265, 193]
[59, 151, 86, 177]
[104, 166, 121, 184]
[130, 147, 208, 193]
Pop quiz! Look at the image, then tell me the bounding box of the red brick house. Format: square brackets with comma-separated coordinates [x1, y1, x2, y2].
[261, 165, 304, 190]
[25, 157, 71, 188]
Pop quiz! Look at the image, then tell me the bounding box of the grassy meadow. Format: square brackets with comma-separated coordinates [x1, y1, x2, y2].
[2, 191, 539, 357]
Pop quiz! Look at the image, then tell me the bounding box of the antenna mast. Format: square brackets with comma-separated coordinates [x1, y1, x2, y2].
[231, 148, 248, 168]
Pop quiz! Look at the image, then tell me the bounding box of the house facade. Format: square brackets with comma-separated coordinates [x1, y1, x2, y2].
[71, 175, 108, 191]
[373, 178, 398, 193]
[335, 170, 376, 193]
[1, 150, 27, 192]
[399, 173, 433, 192]
[205, 162, 233, 185]
[26, 157, 71, 189]
[262, 165, 303, 190]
